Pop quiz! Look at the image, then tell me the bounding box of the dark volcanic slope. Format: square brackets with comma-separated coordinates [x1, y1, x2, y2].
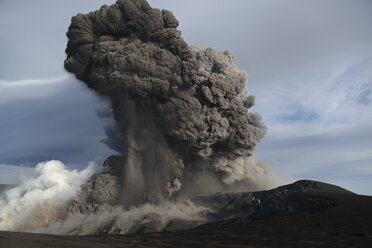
[0, 180, 371, 248]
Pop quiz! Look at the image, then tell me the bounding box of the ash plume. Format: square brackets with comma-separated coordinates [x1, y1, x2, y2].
[0, 0, 272, 235]
[64, 0, 268, 208]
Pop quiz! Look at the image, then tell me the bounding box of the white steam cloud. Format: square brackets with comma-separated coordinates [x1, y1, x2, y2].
[0, 160, 97, 232]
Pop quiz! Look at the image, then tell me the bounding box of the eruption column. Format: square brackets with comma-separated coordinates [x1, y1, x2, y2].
[64, 0, 268, 207]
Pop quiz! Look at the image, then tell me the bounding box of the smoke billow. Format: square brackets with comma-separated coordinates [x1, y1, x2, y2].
[0, 161, 96, 232]
[39, 200, 207, 235]
[0, 0, 273, 234]
[64, 0, 268, 205]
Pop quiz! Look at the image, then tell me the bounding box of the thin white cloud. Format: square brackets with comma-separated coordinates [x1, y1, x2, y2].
[0, 76, 68, 87]
[258, 57, 372, 138]
[0, 75, 71, 104]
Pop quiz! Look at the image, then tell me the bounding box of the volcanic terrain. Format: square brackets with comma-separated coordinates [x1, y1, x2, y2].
[1, 180, 371, 248]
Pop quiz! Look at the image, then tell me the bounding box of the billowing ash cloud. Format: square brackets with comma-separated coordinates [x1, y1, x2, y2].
[64, 0, 268, 208]
[0, 0, 272, 235]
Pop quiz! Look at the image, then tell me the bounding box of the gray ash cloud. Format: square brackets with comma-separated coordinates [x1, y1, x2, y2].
[64, 0, 268, 208]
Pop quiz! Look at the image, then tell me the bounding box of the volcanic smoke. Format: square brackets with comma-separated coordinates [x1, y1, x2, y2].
[0, 0, 272, 234]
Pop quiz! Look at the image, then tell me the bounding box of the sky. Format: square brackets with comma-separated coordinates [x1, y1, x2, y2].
[0, 0, 371, 195]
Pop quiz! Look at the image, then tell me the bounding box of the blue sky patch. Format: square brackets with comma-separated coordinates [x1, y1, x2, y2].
[278, 106, 320, 123]
[357, 88, 371, 105]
